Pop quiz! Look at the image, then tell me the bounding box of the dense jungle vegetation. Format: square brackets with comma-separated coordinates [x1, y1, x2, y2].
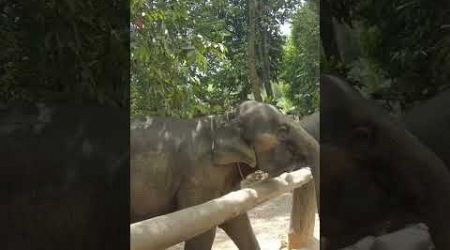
[2, 0, 448, 116]
[321, 0, 450, 114]
[130, 0, 319, 118]
[0, 1, 130, 107]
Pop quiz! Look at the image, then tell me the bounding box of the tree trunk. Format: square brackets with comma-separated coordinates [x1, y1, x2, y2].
[257, 1, 273, 99]
[130, 168, 313, 250]
[320, 0, 341, 62]
[263, 30, 273, 99]
[248, 0, 262, 101]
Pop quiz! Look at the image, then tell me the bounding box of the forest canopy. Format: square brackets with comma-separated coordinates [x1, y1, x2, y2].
[2, 0, 448, 116]
[321, 0, 450, 113]
[0, 1, 129, 107]
[131, 0, 319, 118]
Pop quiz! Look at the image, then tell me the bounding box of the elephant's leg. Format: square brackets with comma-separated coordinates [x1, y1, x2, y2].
[219, 213, 261, 250]
[177, 185, 222, 250]
[184, 228, 216, 250]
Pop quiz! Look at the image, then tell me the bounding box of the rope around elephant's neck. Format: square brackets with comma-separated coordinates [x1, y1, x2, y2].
[210, 112, 245, 181]
[209, 112, 233, 152]
[237, 162, 245, 181]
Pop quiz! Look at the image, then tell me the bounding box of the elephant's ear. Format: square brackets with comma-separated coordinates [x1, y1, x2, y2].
[212, 125, 257, 167]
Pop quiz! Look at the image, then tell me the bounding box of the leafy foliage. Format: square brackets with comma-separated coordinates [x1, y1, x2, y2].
[1, 1, 129, 106]
[280, 2, 319, 116]
[131, 0, 230, 118]
[323, 0, 450, 111]
[131, 0, 317, 119]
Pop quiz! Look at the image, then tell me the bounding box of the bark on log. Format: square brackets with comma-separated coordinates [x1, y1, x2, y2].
[288, 181, 317, 250]
[130, 168, 313, 250]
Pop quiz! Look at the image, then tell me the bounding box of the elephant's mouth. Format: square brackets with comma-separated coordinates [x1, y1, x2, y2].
[291, 161, 312, 171]
[267, 164, 304, 178]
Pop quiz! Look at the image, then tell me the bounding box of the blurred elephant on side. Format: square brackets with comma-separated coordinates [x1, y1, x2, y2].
[319, 75, 450, 250]
[130, 100, 319, 250]
[403, 88, 450, 169]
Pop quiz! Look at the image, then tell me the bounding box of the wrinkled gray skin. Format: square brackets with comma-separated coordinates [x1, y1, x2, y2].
[298, 111, 321, 210]
[130, 100, 318, 250]
[4, 104, 129, 250]
[319, 75, 450, 250]
[299, 112, 319, 140]
[403, 88, 450, 169]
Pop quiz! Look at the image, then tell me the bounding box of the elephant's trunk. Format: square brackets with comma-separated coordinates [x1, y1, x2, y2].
[297, 112, 320, 210]
[291, 119, 320, 210]
[320, 74, 450, 249]
[376, 119, 450, 250]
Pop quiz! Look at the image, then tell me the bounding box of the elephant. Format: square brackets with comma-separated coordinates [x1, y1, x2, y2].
[4, 104, 129, 250]
[403, 88, 450, 169]
[298, 112, 319, 140]
[319, 75, 450, 250]
[130, 100, 319, 250]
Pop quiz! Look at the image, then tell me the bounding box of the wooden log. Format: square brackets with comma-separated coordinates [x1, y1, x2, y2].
[130, 168, 313, 250]
[288, 181, 317, 250]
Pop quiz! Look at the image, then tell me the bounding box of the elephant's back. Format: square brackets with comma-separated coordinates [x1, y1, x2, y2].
[404, 89, 450, 168]
[131, 117, 194, 153]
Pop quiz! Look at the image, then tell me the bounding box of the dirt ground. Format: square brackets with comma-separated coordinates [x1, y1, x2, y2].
[168, 192, 320, 250]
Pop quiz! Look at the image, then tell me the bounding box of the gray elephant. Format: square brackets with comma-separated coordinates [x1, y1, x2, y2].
[319, 75, 450, 250]
[4, 104, 129, 250]
[403, 88, 450, 169]
[298, 112, 319, 140]
[130, 100, 319, 250]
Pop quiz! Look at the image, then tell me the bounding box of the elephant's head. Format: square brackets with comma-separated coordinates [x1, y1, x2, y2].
[212, 101, 319, 180]
[320, 75, 450, 249]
